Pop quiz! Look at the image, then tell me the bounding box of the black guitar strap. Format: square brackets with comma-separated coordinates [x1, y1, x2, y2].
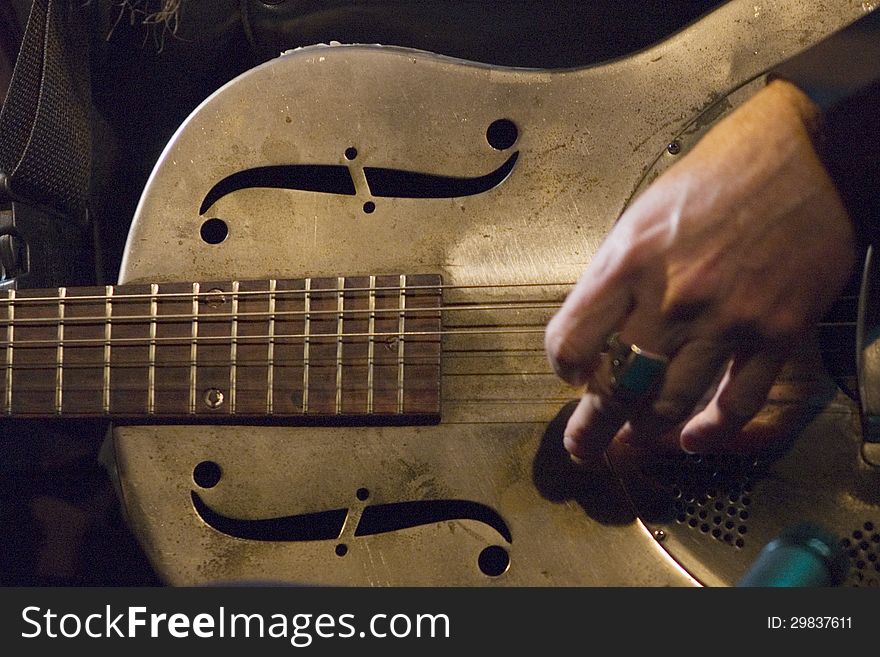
[0, 0, 91, 220]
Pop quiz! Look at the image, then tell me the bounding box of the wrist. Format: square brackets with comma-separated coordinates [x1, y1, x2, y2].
[766, 10, 880, 249]
[764, 78, 822, 140]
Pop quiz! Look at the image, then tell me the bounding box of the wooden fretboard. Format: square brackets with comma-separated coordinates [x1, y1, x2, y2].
[0, 274, 442, 422]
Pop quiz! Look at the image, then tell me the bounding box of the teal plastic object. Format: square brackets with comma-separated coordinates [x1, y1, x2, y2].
[736, 523, 850, 587]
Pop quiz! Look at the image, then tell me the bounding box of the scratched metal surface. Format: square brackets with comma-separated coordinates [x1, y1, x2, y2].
[110, 0, 871, 585]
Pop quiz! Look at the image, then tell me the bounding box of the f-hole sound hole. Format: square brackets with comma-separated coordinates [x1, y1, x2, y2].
[200, 218, 229, 244]
[486, 119, 518, 151]
[478, 545, 509, 576]
[193, 461, 222, 488]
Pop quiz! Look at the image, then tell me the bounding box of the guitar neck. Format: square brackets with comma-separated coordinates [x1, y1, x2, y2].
[0, 274, 442, 422]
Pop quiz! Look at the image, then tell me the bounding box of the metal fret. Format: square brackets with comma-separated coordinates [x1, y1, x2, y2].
[148, 283, 158, 414]
[367, 275, 376, 414]
[302, 278, 311, 413]
[55, 287, 66, 414]
[103, 285, 113, 413]
[230, 280, 239, 414]
[335, 276, 344, 414]
[5, 290, 13, 415]
[266, 279, 276, 415]
[397, 274, 406, 413]
[189, 283, 199, 414]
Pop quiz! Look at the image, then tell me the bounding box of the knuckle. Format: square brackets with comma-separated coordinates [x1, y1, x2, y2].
[761, 309, 807, 342]
[718, 298, 808, 344]
[662, 281, 715, 323]
[544, 323, 586, 383]
[718, 313, 802, 350]
[659, 257, 724, 323]
[714, 389, 761, 426]
[650, 396, 694, 425]
[591, 386, 626, 413]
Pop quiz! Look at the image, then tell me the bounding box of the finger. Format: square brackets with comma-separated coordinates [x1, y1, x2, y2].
[615, 338, 729, 452]
[562, 333, 684, 461]
[680, 350, 785, 453]
[563, 389, 631, 463]
[545, 253, 633, 386]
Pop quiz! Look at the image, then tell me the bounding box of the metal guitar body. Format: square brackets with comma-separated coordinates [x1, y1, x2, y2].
[111, 1, 876, 586]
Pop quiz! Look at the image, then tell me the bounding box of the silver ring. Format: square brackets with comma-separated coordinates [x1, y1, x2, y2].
[602, 332, 669, 403]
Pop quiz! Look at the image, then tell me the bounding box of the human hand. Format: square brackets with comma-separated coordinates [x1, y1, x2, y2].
[544, 80, 856, 463]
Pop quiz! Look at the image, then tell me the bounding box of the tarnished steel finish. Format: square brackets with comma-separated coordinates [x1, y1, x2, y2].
[111, 1, 872, 585]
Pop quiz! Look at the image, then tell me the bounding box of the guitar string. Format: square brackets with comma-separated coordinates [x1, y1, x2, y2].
[1, 354, 843, 395]
[0, 351, 549, 369]
[0, 335, 852, 368]
[0, 280, 559, 347]
[0, 383, 834, 398]
[0, 283, 854, 354]
[0, 281, 855, 375]
[0, 367, 848, 402]
[0, 317, 855, 352]
[0, 326, 544, 349]
[0, 280, 575, 306]
[0, 288, 855, 345]
[0, 289, 855, 327]
[0, 382, 570, 395]
[0, 300, 563, 327]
